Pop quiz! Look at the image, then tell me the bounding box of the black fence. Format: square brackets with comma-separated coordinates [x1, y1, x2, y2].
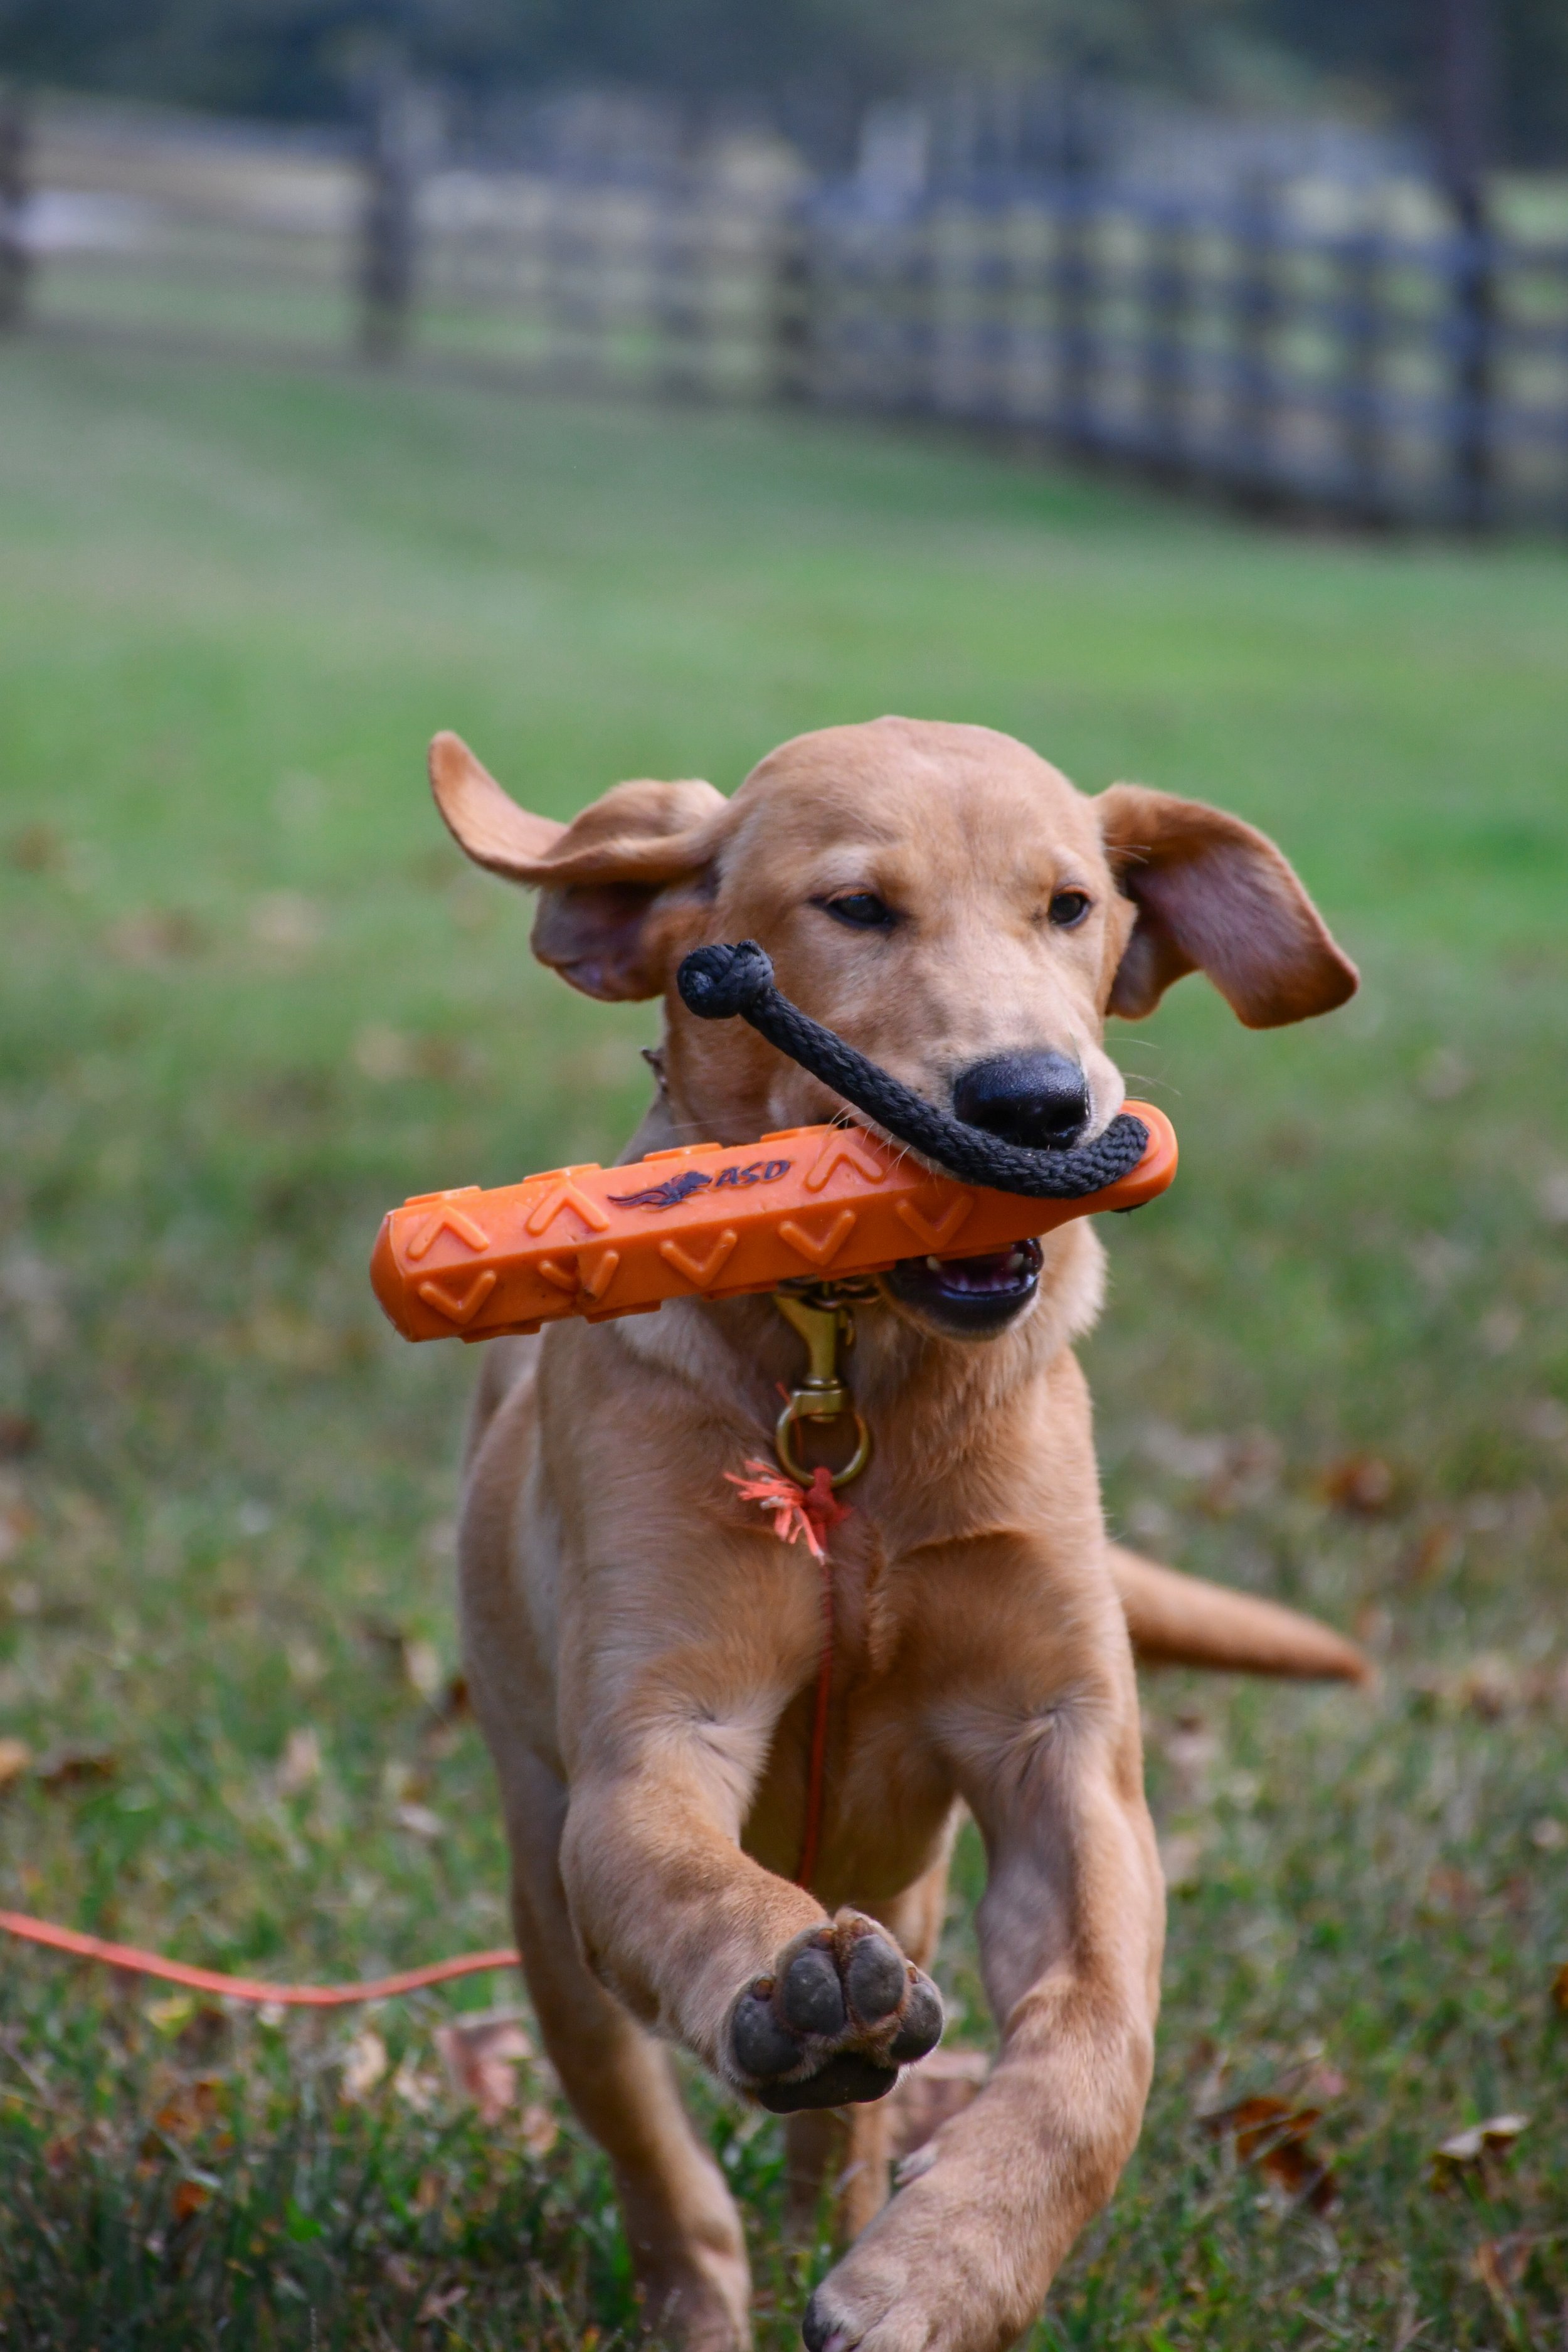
[9, 92, 1568, 531]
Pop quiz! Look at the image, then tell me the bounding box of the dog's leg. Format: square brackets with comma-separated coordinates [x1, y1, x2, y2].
[555, 1542, 945, 2112]
[802, 1648, 1162, 2352]
[784, 1854, 955, 2246]
[504, 1751, 753, 2352]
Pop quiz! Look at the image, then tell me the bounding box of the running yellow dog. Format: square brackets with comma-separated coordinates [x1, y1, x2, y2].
[434, 717, 1364, 2352]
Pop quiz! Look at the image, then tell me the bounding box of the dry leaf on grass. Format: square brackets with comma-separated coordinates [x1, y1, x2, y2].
[1472, 2235, 1534, 2304]
[152, 2077, 223, 2143]
[1158, 1831, 1204, 1894]
[275, 1726, 321, 1797]
[393, 2053, 441, 2114]
[0, 1413, 39, 1460]
[393, 1800, 443, 1841]
[339, 2028, 388, 2104]
[170, 2178, 209, 2223]
[1433, 2112, 1528, 2172]
[1552, 1961, 1568, 2013]
[519, 2102, 559, 2157]
[1322, 1453, 1397, 1515]
[433, 2014, 534, 2125]
[418, 2282, 468, 2324]
[35, 1746, 118, 1791]
[0, 1737, 31, 1791]
[1204, 2095, 1338, 2212]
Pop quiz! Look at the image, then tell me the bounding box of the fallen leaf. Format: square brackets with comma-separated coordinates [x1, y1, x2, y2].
[1472, 2235, 1532, 2304]
[417, 2282, 468, 2324]
[1553, 1961, 1568, 2013]
[0, 1737, 31, 1791]
[171, 2178, 209, 2223]
[6, 821, 64, 873]
[36, 1746, 119, 1791]
[355, 1024, 415, 1083]
[383, 2250, 422, 2293]
[1401, 1520, 1462, 1586]
[0, 1413, 39, 1459]
[275, 1727, 321, 1797]
[1204, 2096, 1337, 2212]
[107, 908, 205, 965]
[1433, 2113, 1528, 2169]
[1424, 1863, 1478, 1917]
[1417, 1047, 1473, 1103]
[339, 2028, 388, 2104]
[248, 891, 322, 955]
[392, 2053, 440, 2114]
[1322, 1454, 1396, 1515]
[393, 1800, 443, 1841]
[402, 1638, 443, 1703]
[887, 2047, 990, 2163]
[0, 1496, 36, 1565]
[434, 2015, 534, 2125]
[153, 2077, 223, 2141]
[1537, 1168, 1568, 1227]
[519, 2101, 559, 2158]
[1158, 1832, 1204, 1894]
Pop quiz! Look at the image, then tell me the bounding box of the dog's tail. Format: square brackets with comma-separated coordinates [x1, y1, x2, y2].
[1108, 1543, 1370, 1683]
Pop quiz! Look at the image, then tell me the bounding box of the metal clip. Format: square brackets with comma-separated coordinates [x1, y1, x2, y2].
[772, 1289, 872, 1488]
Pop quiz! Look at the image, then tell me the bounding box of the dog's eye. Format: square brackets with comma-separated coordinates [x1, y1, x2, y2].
[1047, 890, 1091, 929]
[818, 892, 896, 931]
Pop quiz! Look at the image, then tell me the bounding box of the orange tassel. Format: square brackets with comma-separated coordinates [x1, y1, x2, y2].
[726, 1458, 849, 1560]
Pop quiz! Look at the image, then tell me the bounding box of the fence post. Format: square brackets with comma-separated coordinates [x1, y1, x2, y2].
[1140, 198, 1190, 476]
[1441, 184, 1496, 531]
[1340, 210, 1385, 522]
[1229, 172, 1279, 502]
[769, 199, 814, 403]
[0, 83, 29, 333]
[1051, 183, 1096, 452]
[358, 55, 431, 363]
[1436, 0, 1499, 529]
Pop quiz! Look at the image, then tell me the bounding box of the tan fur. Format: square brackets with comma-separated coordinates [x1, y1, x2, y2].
[440, 719, 1364, 2350]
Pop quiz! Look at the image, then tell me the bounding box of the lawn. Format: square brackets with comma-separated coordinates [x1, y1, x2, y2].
[0, 339, 1565, 2350]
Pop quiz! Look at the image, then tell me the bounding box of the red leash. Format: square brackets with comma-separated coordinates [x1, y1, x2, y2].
[0, 1910, 517, 2008]
[725, 1459, 849, 1889]
[1, 1461, 848, 2000]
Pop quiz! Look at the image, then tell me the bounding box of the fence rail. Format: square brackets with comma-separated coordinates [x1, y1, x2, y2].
[9, 93, 1568, 529]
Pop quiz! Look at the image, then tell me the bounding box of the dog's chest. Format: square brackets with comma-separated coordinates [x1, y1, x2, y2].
[738, 1517, 956, 1899]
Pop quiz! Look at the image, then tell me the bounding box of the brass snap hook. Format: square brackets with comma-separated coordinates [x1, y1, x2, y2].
[772, 1290, 872, 1489]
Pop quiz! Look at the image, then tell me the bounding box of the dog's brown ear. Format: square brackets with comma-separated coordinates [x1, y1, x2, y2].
[1096, 783, 1357, 1029]
[430, 732, 728, 1000]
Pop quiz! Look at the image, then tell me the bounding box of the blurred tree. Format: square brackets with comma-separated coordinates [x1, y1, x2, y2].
[0, 0, 1563, 164]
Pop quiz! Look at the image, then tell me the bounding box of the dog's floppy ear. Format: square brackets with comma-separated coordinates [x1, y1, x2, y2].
[1097, 783, 1357, 1028]
[430, 732, 728, 1001]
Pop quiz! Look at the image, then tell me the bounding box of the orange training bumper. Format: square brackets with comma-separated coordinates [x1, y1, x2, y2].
[369, 1103, 1177, 1344]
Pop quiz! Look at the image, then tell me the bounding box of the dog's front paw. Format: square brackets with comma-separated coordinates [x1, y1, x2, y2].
[726, 1911, 943, 2114]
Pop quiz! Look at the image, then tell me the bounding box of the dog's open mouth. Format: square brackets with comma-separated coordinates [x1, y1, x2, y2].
[882, 1237, 1044, 1335]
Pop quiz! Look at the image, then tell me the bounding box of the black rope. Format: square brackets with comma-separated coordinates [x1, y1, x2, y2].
[676, 941, 1148, 1202]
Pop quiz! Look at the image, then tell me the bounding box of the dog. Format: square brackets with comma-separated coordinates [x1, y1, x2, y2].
[431, 717, 1364, 2351]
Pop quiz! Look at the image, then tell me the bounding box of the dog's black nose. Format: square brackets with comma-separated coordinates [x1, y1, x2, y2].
[952, 1052, 1091, 1151]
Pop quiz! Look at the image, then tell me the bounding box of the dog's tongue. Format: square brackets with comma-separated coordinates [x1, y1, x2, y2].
[927, 1245, 1036, 1295]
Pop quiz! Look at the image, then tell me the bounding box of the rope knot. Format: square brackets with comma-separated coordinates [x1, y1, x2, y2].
[677, 940, 775, 1022]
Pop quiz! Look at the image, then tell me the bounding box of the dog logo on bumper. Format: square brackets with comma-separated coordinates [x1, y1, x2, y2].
[608, 1159, 791, 1212]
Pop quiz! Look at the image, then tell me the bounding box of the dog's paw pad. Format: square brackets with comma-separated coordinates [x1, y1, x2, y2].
[726, 1912, 943, 2112]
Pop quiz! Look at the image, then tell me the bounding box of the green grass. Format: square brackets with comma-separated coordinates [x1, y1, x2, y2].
[0, 339, 1565, 2349]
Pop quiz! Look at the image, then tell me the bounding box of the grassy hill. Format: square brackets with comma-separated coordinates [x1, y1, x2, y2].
[0, 341, 1564, 2348]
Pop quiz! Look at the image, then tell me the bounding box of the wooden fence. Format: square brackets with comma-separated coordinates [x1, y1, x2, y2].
[9, 93, 1568, 529]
